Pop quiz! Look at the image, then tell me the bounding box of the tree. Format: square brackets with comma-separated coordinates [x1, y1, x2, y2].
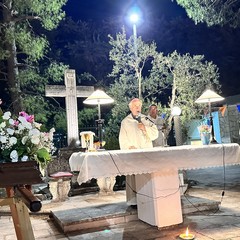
[108, 28, 158, 100]
[0, 0, 67, 114]
[47, 17, 121, 87]
[176, 0, 240, 28]
[150, 51, 220, 132]
[105, 31, 221, 148]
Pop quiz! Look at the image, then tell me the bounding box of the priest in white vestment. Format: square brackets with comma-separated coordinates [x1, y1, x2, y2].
[119, 98, 158, 206]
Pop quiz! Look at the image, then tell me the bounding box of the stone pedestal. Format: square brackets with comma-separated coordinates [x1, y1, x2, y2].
[49, 178, 72, 202]
[97, 177, 116, 195]
[47, 147, 83, 201]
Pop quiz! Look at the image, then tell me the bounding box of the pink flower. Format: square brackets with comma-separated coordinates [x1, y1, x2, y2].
[19, 111, 34, 123]
[14, 120, 19, 126]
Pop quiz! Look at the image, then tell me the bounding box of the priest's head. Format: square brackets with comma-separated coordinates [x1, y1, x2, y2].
[129, 98, 142, 116]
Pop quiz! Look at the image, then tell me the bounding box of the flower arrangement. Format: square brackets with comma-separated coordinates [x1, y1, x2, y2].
[198, 124, 212, 134]
[0, 106, 55, 168]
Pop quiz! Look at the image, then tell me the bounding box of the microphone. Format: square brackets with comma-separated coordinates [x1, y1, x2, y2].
[135, 113, 142, 123]
[144, 116, 155, 124]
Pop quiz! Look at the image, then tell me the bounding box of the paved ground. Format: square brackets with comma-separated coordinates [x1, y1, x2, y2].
[1, 165, 240, 240]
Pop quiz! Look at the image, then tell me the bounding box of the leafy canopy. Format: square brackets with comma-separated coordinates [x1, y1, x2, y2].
[176, 0, 240, 28]
[105, 30, 221, 148]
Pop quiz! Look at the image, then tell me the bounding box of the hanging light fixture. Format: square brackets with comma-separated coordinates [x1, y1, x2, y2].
[195, 89, 224, 143]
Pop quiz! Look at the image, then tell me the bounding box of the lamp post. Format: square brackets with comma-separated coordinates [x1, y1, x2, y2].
[130, 13, 138, 57]
[128, 5, 143, 99]
[195, 89, 224, 143]
[83, 89, 114, 148]
[171, 106, 183, 146]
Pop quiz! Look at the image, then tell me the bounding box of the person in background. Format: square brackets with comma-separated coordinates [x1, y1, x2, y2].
[148, 104, 166, 147]
[119, 98, 158, 206]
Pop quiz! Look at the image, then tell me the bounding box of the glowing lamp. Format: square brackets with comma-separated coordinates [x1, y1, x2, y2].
[179, 227, 195, 240]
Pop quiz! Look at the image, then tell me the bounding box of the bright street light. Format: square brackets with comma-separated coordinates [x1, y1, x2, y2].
[129, 13, 139, 24]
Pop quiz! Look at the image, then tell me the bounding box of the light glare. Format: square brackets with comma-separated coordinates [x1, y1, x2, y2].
[130, 13, 139, 23]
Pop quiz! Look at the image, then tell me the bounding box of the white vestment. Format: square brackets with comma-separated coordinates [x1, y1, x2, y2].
[119, 114, 158, 205]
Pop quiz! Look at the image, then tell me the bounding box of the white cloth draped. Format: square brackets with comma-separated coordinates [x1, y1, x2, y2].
[69, 143, 240, 185]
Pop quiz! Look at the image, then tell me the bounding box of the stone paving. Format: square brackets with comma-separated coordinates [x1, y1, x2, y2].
[1, 165, 240, 239]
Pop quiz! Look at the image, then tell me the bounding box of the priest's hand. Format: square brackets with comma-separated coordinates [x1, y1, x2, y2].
[138, 123, 146, 135]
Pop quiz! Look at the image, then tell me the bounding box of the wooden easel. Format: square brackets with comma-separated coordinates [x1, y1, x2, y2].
[0, 161, 43, 240]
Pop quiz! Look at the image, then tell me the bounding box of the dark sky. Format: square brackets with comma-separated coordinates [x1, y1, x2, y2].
[63, 0, 240, 97]
[64, 0, 186, 21]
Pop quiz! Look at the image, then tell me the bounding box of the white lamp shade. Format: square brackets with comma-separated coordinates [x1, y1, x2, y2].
[83, 89, 114, 105]
[195, 89, 224, 103]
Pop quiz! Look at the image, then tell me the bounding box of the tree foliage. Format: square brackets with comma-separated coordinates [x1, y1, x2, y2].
[176, 0, 240, 28]
[105, 31, 221, 148]
[0, 0, 67, 113]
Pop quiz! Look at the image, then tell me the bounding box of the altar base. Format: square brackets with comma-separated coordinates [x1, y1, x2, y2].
[136, 170, 183, 228]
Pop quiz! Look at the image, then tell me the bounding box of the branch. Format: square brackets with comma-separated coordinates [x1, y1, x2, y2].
[14, 15, 41, 23]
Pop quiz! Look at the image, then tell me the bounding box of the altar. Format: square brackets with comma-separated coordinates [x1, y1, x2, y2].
[69, 144, 240, 228]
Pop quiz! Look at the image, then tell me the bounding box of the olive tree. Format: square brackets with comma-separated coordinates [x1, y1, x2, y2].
[105, 30, 221, 149]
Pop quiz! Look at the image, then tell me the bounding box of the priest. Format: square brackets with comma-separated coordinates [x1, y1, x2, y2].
[119, 98, 158, 206]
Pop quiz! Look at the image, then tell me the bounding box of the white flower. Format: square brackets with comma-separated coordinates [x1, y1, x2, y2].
[0, 122, 6, 128]
[3, 111, 11, 120]
[34, 122, 42, 129]
[21, 136, 28, 145]
[49, 128, 55, 140]
[0, 135, 7, 143]
[21, 155, 28, 161]
[9, 119, 15, 125]
[31, 135, 40, 145]
[9, 136, 17, 145]
[29, 128, 41, 137]
[1, 111, 55, 165]
[17, 123, 25, 131]
[18, 116, 32, 129]
[7, 128, 14, 135]
[10, 150, 18, 162]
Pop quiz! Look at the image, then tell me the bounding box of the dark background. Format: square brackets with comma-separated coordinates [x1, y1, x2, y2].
[62, 0, 240, 97]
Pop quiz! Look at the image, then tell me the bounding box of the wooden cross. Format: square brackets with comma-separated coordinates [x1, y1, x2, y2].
[45, 69, 94, 146]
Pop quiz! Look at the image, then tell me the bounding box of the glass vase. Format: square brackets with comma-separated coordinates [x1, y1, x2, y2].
[200, 132, 211, 145]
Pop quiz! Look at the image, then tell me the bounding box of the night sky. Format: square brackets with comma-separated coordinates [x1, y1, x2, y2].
[63, 0, 240, 97]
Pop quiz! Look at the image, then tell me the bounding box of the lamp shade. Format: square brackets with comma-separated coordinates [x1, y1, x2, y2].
[195, 89, 224, 103]
[83, 90, 114, 105]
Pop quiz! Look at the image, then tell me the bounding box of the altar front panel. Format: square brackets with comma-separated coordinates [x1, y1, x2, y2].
[135, 170, 182, 228]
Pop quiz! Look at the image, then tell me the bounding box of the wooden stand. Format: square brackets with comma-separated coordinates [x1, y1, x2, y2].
[0, 161, 43, 240]
[0, 188, 35, 240]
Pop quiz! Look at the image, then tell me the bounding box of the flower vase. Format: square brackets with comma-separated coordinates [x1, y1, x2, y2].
[200, 133, 211, 145]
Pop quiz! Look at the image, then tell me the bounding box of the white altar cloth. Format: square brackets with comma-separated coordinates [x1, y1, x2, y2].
[69, 144, 240, 184]
[69, 143, 240, 228]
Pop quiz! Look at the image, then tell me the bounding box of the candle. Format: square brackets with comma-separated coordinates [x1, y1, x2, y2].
[179, 227, 195, 240]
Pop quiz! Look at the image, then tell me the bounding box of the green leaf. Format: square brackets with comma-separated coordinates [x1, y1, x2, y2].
[36, 148, 51, 163]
